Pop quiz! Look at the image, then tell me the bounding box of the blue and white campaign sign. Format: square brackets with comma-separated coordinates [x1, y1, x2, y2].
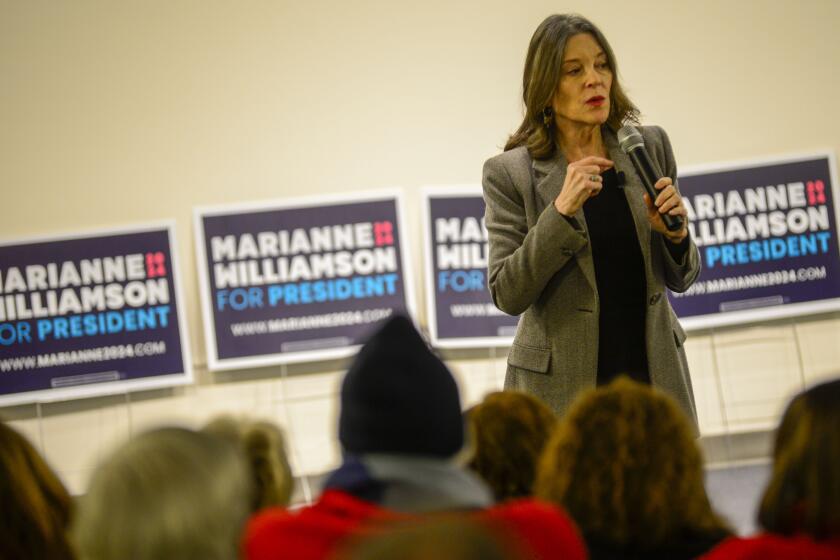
[422, 186, 518, 348]
[669, 151, 840, 330]
[0, 224, 192, 406]
[195, 192, 416, 370]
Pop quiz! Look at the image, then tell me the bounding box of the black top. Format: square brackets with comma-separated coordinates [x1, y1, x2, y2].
[585, 528, 730, 560]
[583, 168, 649, 385]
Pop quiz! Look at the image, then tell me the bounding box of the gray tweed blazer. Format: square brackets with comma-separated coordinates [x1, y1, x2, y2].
[482, 125, 701, 428]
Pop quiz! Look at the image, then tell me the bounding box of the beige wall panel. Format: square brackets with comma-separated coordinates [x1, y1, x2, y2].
[792, 314, 840, 385]
[190, 377, 278, 426]
[284, 397, 341, 476]
[684, 334, 727, 435]
[281, 370, 343, 402]
[38, 396, 131, 493]
[448, 358, 504, 410]
[120, 388, 197, 435]
[711, 325, 805, 430]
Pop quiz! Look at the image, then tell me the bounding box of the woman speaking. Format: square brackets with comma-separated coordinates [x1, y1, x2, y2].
[483, 14, 700, 426]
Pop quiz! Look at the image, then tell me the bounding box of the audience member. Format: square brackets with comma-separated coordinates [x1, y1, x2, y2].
[340, 517, 517, 560]
[0, 420, 75, 560]
[464, 391, 556, 502]
[203, 415, 293, 511]
[702, 378, 840, 559]
[244, 315, 586, 560]
[535, 376, 731, 559]
[73, 427, 251, 560]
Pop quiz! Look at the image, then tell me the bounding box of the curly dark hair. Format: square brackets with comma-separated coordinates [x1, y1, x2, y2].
[759, 378, 840, 539]
[465, 391, 557, 501]
[534, 377, 729, 548]
[505, 13, 639, 160]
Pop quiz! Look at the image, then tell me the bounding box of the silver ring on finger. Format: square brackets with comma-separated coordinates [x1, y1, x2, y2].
[589, 175, 599, 182]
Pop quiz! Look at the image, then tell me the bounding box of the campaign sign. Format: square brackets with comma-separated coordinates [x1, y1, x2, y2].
[669, 152, 840, 330]
[195, 192, 415, 370]
[0, 224, 192, 407]
[422, 186, 519, 348]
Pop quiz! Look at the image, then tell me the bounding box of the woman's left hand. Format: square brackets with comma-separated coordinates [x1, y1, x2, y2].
[644, 177, 689, 243]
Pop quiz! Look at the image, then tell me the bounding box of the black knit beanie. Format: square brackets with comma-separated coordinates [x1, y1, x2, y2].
[338, 315, 464, 458]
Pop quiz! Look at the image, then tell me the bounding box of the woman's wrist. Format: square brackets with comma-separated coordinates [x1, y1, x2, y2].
[554, 197, 575, 217]
[665, 228, 688, 244]
[554, 196, 577, 218]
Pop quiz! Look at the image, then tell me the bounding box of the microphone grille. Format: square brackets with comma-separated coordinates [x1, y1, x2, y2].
[617, 124, 644, 153]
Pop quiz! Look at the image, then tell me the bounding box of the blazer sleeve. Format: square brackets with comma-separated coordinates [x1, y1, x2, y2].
[482, 154, 588, 316]
[651, 125, 701, 292]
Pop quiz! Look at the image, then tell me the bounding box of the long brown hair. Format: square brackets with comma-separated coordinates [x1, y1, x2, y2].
[0, 420, 74, 560]
[505, 14, 639, 159]
[534, 377, 730, 548]
[758, 378, 840, 539]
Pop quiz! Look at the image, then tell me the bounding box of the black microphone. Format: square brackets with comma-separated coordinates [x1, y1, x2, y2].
[617, 125, 684, 232]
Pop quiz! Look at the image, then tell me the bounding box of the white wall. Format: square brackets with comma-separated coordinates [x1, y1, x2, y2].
[2, 0, 840, 495]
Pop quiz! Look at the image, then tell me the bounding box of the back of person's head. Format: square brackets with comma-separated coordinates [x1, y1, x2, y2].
[465, 391, 556, 501]
[759, 377, 840, 539]
[339, 518, 518, 560]
[338, 315, 463, 458]
[0, 420, 74, 560]
[203, 415, 293, 511]
[535, 377, 729, 549]
[73, 426, 252, 560]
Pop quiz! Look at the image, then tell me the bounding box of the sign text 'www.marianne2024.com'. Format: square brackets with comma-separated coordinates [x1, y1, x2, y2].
[195, 193, 415, 370]
[0, 225, 192, 406]
[670, 152, 840, 329]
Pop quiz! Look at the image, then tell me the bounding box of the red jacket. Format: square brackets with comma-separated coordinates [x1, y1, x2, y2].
[700, 533, 840, 560]
[244, 489, 587, 560]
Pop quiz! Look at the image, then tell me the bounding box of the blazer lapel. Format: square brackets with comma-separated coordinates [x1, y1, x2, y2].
[532, 150, 597, 292]
[532, 154, 565, 210]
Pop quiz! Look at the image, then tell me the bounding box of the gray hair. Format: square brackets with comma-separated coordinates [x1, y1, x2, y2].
[73, 427, 252, 560]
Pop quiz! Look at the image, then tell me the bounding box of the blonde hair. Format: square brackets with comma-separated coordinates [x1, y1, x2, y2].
[535, 377, 729, 548]
[73, 427, 252, 560]
[0, 420, 74, 560]
[203, 415, 293, 510]
[759, 378, 840, 538]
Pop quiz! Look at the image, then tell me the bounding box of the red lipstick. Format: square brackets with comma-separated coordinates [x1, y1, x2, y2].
[586, 95, 606, 106]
